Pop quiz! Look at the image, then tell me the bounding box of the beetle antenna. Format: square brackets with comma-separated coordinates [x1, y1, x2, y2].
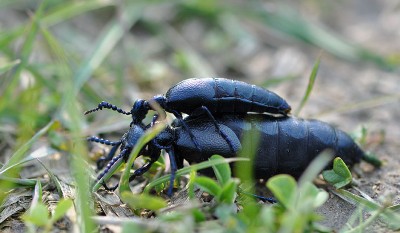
[84, 101, 131, 115]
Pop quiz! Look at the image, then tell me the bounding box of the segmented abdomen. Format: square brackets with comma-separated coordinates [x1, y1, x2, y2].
[165, 78, 291, 115]
[219, 115, 364, 179]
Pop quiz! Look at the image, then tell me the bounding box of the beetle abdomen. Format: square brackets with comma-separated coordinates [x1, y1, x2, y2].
[165, 78, 291, 115]
[218, 115, 364, 179]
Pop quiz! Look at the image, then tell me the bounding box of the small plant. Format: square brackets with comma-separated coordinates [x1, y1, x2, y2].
[322, 157, 400, 231]
[21, 181, 73, 233]
[322, 157, 353, 189]
[191, 155, 239, 205]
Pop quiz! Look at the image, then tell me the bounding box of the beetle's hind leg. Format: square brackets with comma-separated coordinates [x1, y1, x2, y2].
[170, 110, 203, 153]
[189, 106, 236, 153]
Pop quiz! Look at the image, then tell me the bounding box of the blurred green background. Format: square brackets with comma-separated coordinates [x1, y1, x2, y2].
[0, 0, 397, 141]
[0, 0, 399, 232]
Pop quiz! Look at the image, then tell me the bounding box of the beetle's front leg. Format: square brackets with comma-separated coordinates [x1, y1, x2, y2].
[96, 148, 129, 191]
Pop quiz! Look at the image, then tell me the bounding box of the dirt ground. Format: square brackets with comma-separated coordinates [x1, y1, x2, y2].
[276, 2, 400, 230]
[1, 1, 400, 232]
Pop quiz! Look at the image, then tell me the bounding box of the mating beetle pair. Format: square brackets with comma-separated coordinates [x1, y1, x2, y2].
[85, 78, 291, 153]
[86, 78, 375, 195]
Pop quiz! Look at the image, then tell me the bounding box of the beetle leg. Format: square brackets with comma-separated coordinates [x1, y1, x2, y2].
[239, 190, 277, 203]
[128, 146, 161, 182]
[128, 159, 158, 182]
[101, 180, 119, 191]
[96, 143, 121, 170]
[189, 106, 236, 153]
[96, 148, 127, 179]
[170, 110, 203, 152]
[166, 147, 178, 197]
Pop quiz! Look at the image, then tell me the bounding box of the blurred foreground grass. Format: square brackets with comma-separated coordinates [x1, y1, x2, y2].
[0, 0, 398, 232]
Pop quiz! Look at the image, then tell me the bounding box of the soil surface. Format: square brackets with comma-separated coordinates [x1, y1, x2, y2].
[0, 1, 399, 232]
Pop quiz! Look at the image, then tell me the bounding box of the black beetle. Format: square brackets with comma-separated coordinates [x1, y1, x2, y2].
[90, 114, 376, 195]
[85, 78, 291, 152]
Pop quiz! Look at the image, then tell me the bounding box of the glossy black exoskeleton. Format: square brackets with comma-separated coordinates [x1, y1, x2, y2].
[89, 114, 374, 196]
[85, 78, 291, 152]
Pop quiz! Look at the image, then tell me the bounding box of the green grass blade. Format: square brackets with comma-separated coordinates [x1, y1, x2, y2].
[297, 150, 333, 187]
[42, 0, 116, 27]
[210, 155, 231, 186]
[31, 180, 43, 211]
[294, 56, 320, 116]
[0, 177, 42, 187]
[0, 59, 20, 75]
[193, 176, 222, 196]
[51, 199, 73, 223]
[143, 157, 248, 193]
[1, 0, 48, 99]
[70, 4, 142, 97]
[36, 159, 63, 198]
[0, 121, 55, 175]
[119, 123, 166, 194]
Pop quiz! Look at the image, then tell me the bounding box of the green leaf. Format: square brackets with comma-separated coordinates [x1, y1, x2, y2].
[211, 155, 231, 186]
[121, 192, 166, 211]
[51, 199, 73, 222]
[194, 176, 221, 196]
[300, 182, 328, 208]
[22, 203, 49, 227]
[192, 209, 206, 223]
[322, 157, 352, 189]
[266, 174, 297, 208]
[219, 180, 238, 204]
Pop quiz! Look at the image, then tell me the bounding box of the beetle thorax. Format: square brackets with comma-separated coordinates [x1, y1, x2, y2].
[154, 126, 175, 149]
[123, 124, 145, 148]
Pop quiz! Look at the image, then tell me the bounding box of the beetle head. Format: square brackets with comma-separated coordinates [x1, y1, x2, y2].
[130, 99, 150, 124]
